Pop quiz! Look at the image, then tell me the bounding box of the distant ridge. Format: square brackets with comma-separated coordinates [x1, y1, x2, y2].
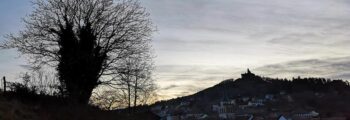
[151, 69, 350, 119]
[152, 69, 350, 108]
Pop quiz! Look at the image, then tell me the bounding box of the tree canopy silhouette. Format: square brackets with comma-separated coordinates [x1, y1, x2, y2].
[1, 0, 154, 104]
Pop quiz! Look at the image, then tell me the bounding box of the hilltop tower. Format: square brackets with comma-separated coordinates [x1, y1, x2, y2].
[241, 68, 256, 79]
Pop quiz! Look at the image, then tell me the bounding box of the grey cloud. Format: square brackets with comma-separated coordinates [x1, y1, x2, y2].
[144, 0, 350, 61]
[161, 84, 179, 91]
[171, 85, 206, 98]
[256, 56, 350, 80]
[268, 33, 325, 45]
[174, 92, 190, 98]
[145, 0, 350, 99]
[156, 65, 238, 79]
[155, 65, 238, 98]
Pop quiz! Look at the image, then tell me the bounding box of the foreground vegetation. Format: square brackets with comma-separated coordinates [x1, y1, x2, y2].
[0, 91, 159, 120]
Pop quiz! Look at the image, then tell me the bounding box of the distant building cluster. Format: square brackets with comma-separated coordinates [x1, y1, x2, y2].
[151, 92, 328, 120]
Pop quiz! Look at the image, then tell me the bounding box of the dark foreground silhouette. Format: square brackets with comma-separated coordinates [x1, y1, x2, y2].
[0, 92, 159, 120]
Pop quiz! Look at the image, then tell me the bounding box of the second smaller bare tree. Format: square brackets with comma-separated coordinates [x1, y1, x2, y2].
[91, 51, 157, 110]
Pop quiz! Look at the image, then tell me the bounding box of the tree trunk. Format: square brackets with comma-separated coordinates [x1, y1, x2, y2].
[57, 23, 105, 104]
[3, 76, 6, 93]
[128, 82, 131, 109]
[127, 71, 131, 112]
[134, 77, 138, 107]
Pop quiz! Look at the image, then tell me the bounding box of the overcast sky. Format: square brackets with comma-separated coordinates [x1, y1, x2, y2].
[1, 0, 350, 99]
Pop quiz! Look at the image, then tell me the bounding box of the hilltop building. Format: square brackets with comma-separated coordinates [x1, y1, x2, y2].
[241, 69, 255, 78]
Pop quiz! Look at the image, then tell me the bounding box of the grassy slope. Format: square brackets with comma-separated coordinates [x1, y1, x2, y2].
[0, 93, 159, 120]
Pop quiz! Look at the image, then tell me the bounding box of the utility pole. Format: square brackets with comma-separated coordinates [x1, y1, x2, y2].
[3, 76, 6, 93]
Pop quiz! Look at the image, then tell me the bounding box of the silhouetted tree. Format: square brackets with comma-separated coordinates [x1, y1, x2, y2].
[20, 68, 60, 95]
[129, 56, 156, 108]
[1, 0, 154, 104]
[111, 53, 157, 110]
[89, 52, 157, 110]
[90, 90, 127, 110]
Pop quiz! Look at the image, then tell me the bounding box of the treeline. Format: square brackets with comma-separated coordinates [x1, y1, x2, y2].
[264, 77, 350, 117]
[264, 76, 350, 93]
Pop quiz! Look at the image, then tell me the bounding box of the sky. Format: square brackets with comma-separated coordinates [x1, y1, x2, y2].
[1, 0, 350, 100]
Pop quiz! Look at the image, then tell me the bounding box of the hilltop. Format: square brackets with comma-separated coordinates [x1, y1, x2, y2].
[151, 69, 350, 119]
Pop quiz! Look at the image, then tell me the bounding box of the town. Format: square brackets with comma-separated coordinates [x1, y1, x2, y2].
[151, 70, 349, 120]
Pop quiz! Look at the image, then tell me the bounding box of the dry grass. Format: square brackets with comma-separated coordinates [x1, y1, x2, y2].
[0, 93, 159, 120]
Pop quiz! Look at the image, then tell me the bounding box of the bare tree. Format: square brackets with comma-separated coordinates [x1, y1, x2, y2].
[21, 68, 60, 95]
[130, 56, 157, 107]
[1, 0, 154, 104]
[111, 52, 157, 110]
[91, 51, 157, 110]
[90, 89, 128, 110]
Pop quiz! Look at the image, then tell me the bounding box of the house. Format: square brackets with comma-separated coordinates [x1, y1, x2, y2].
[217, 106, 235, 113]
[265, 94, 274, 100]
[220, 99, 236, 106]
[278, 115, 288, 120]
[213, 99, 236, 113]
[248, 115, 254, 120]
[180, 101, 190, 106]
[309, 111, 319, 116]
[294, 111, 319, 119]
[248, 98, 265, 107]
[242, 97, 250, 102]
[248, 101, 264, 107]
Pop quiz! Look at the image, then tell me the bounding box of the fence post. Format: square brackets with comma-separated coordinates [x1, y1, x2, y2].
[3, 76, 6, 93]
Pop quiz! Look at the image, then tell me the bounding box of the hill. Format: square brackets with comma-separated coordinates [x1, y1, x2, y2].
[151, 69, 350, 119]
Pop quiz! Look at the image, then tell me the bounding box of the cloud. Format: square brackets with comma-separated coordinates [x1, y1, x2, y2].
[256, 56, 350, 80]
[268, 33, 324, 45]
[141, 0, 350, 67]
[161, 84, 179, 90]
[159, 84, 208, 99]
[155, 65, 240, 99]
